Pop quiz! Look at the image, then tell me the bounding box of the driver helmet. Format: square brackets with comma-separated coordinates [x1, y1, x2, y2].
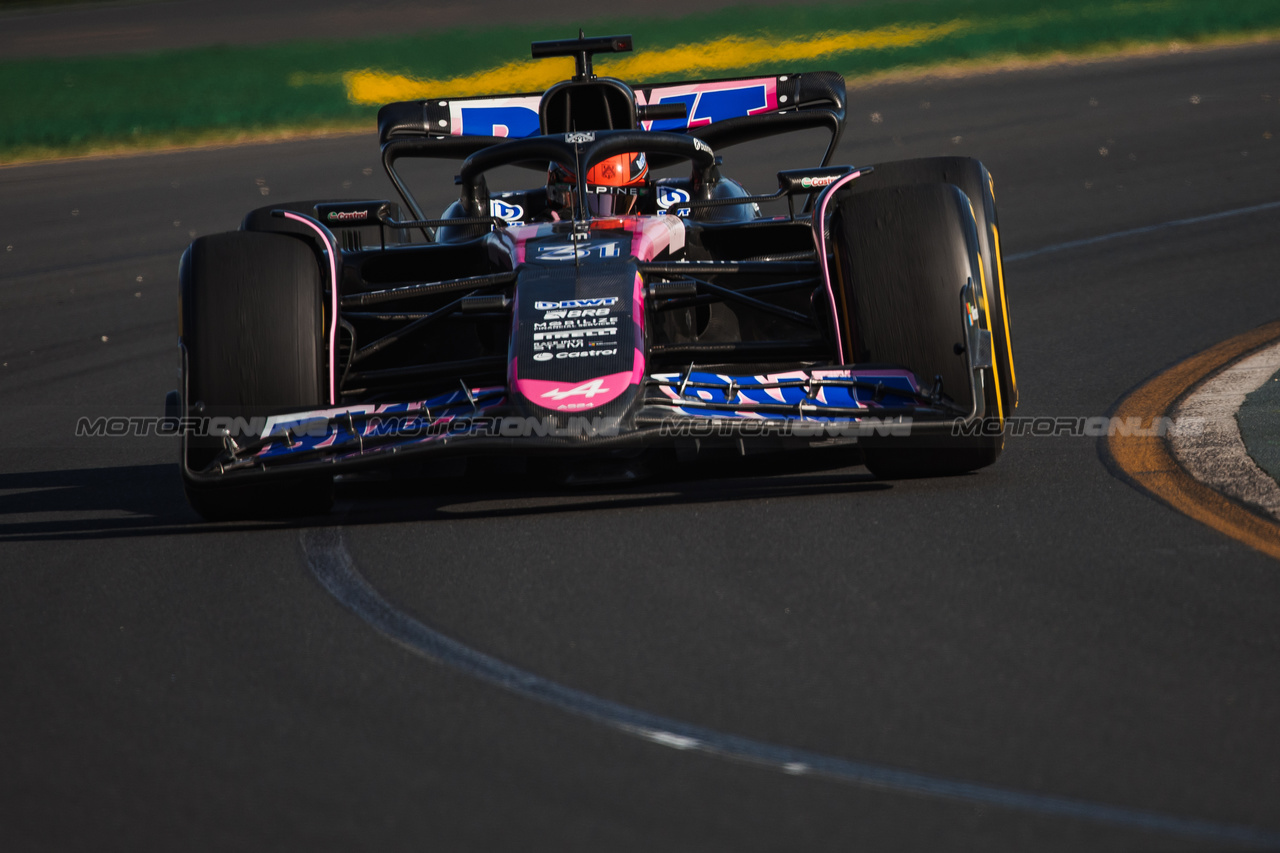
[547, 152, 648, 216]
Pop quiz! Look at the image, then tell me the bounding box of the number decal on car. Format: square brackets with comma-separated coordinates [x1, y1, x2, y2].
[534, 241, 622, 261]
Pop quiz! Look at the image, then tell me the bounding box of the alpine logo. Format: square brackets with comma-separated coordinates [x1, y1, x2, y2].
[534, 297, 618, 310]
[540, 378, 612, 401]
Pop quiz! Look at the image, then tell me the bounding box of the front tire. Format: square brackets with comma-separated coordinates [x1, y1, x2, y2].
[830, 183, 1000, 478]
[843, 157, 1016, 414]
[179, 231, 334, 519]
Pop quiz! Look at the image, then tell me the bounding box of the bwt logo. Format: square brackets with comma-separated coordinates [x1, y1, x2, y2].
[489, 199, 525, 222]
[657, 186, 691, 209]
[450, 82, 777, 139]
[534, 297, 618, 310]
[453, 96, 541, 138]
[643, 79, 775, 132]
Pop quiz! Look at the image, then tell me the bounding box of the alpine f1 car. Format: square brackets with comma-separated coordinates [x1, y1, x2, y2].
[173, 33, 1018, 519]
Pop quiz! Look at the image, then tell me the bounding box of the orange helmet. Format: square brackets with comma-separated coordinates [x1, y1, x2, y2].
[548, 152, 648, 216]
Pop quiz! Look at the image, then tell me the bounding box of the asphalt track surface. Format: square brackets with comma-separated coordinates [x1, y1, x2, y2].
[2, 42, 1280, 851]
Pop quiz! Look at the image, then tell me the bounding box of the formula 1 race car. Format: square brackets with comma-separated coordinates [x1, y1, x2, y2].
[172, 33, 1017, 519]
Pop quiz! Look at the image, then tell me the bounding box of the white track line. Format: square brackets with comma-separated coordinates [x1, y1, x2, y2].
[1005, 200, 1280, 263]
[299, 526, 1280, 846]
[1171, 341, 1280, 520]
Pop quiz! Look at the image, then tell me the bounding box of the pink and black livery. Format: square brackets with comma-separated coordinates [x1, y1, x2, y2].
[176, 32, 1015, 517]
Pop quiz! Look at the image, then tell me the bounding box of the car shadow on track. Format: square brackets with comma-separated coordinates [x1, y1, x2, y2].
[0, 463, 210, 540]
[338, 458, 894, 527]
[0, 451, 894, 541]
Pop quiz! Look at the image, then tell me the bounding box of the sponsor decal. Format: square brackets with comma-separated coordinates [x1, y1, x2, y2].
[535, 316, 617, 328]
[533, 352, 553, 361]
[326, 209, 370, 222]
[440, 81, 779, 140]
[587, 185, 641, 195]
[533, 328, 616, 341]
[489, 199, 525, 222]
[641, 79, 777, 132]
[532, 301, 620, 354]
[536, 339, 581, 352]
[656, 186, 691, 209]
[450, 96, 541, 138]
[531, 314, 619, 352]
[534, 297, 619, 310]
[540, 308, 613, 320]
[556, 348, 616, 359]
[692, 138, 713, 154]
[799, 175, 839, 189]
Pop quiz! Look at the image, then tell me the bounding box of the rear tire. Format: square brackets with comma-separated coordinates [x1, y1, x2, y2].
[179, 231, 334, 519]
[829, 183, 1000, 478]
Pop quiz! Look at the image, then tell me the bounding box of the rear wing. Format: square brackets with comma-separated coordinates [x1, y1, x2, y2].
[377, 71, 847, 165]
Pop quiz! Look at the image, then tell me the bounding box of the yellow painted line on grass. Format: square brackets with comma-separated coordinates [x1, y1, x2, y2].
[1105, 320, 1280, 560]
[341, 22, 968, 105]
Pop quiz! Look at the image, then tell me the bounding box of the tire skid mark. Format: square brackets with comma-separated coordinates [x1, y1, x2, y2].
[300, 526, 1280, 845]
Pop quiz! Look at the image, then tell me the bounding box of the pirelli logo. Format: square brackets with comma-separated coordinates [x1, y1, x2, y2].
[533, 328, 615, 341]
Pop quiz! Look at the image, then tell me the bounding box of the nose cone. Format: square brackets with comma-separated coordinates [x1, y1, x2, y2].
[509, 264, 645, 413]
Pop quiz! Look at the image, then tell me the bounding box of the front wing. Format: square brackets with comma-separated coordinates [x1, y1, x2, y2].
[183, 360, 990, 483]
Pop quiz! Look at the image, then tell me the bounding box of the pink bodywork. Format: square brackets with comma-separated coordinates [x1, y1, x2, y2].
[504, 216, 684, 411]
[810, 170, 863, 363]
[282, 211, 340, 404]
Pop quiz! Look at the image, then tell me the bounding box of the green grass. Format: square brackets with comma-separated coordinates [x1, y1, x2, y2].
[0, 0, 129, 6]
[3, 0, 1279, 163]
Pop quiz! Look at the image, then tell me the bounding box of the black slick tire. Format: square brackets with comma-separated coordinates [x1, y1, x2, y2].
[830, 183, 1000, 478]
[179, 230, 334, 519]
[842, 156, 1016, 413]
